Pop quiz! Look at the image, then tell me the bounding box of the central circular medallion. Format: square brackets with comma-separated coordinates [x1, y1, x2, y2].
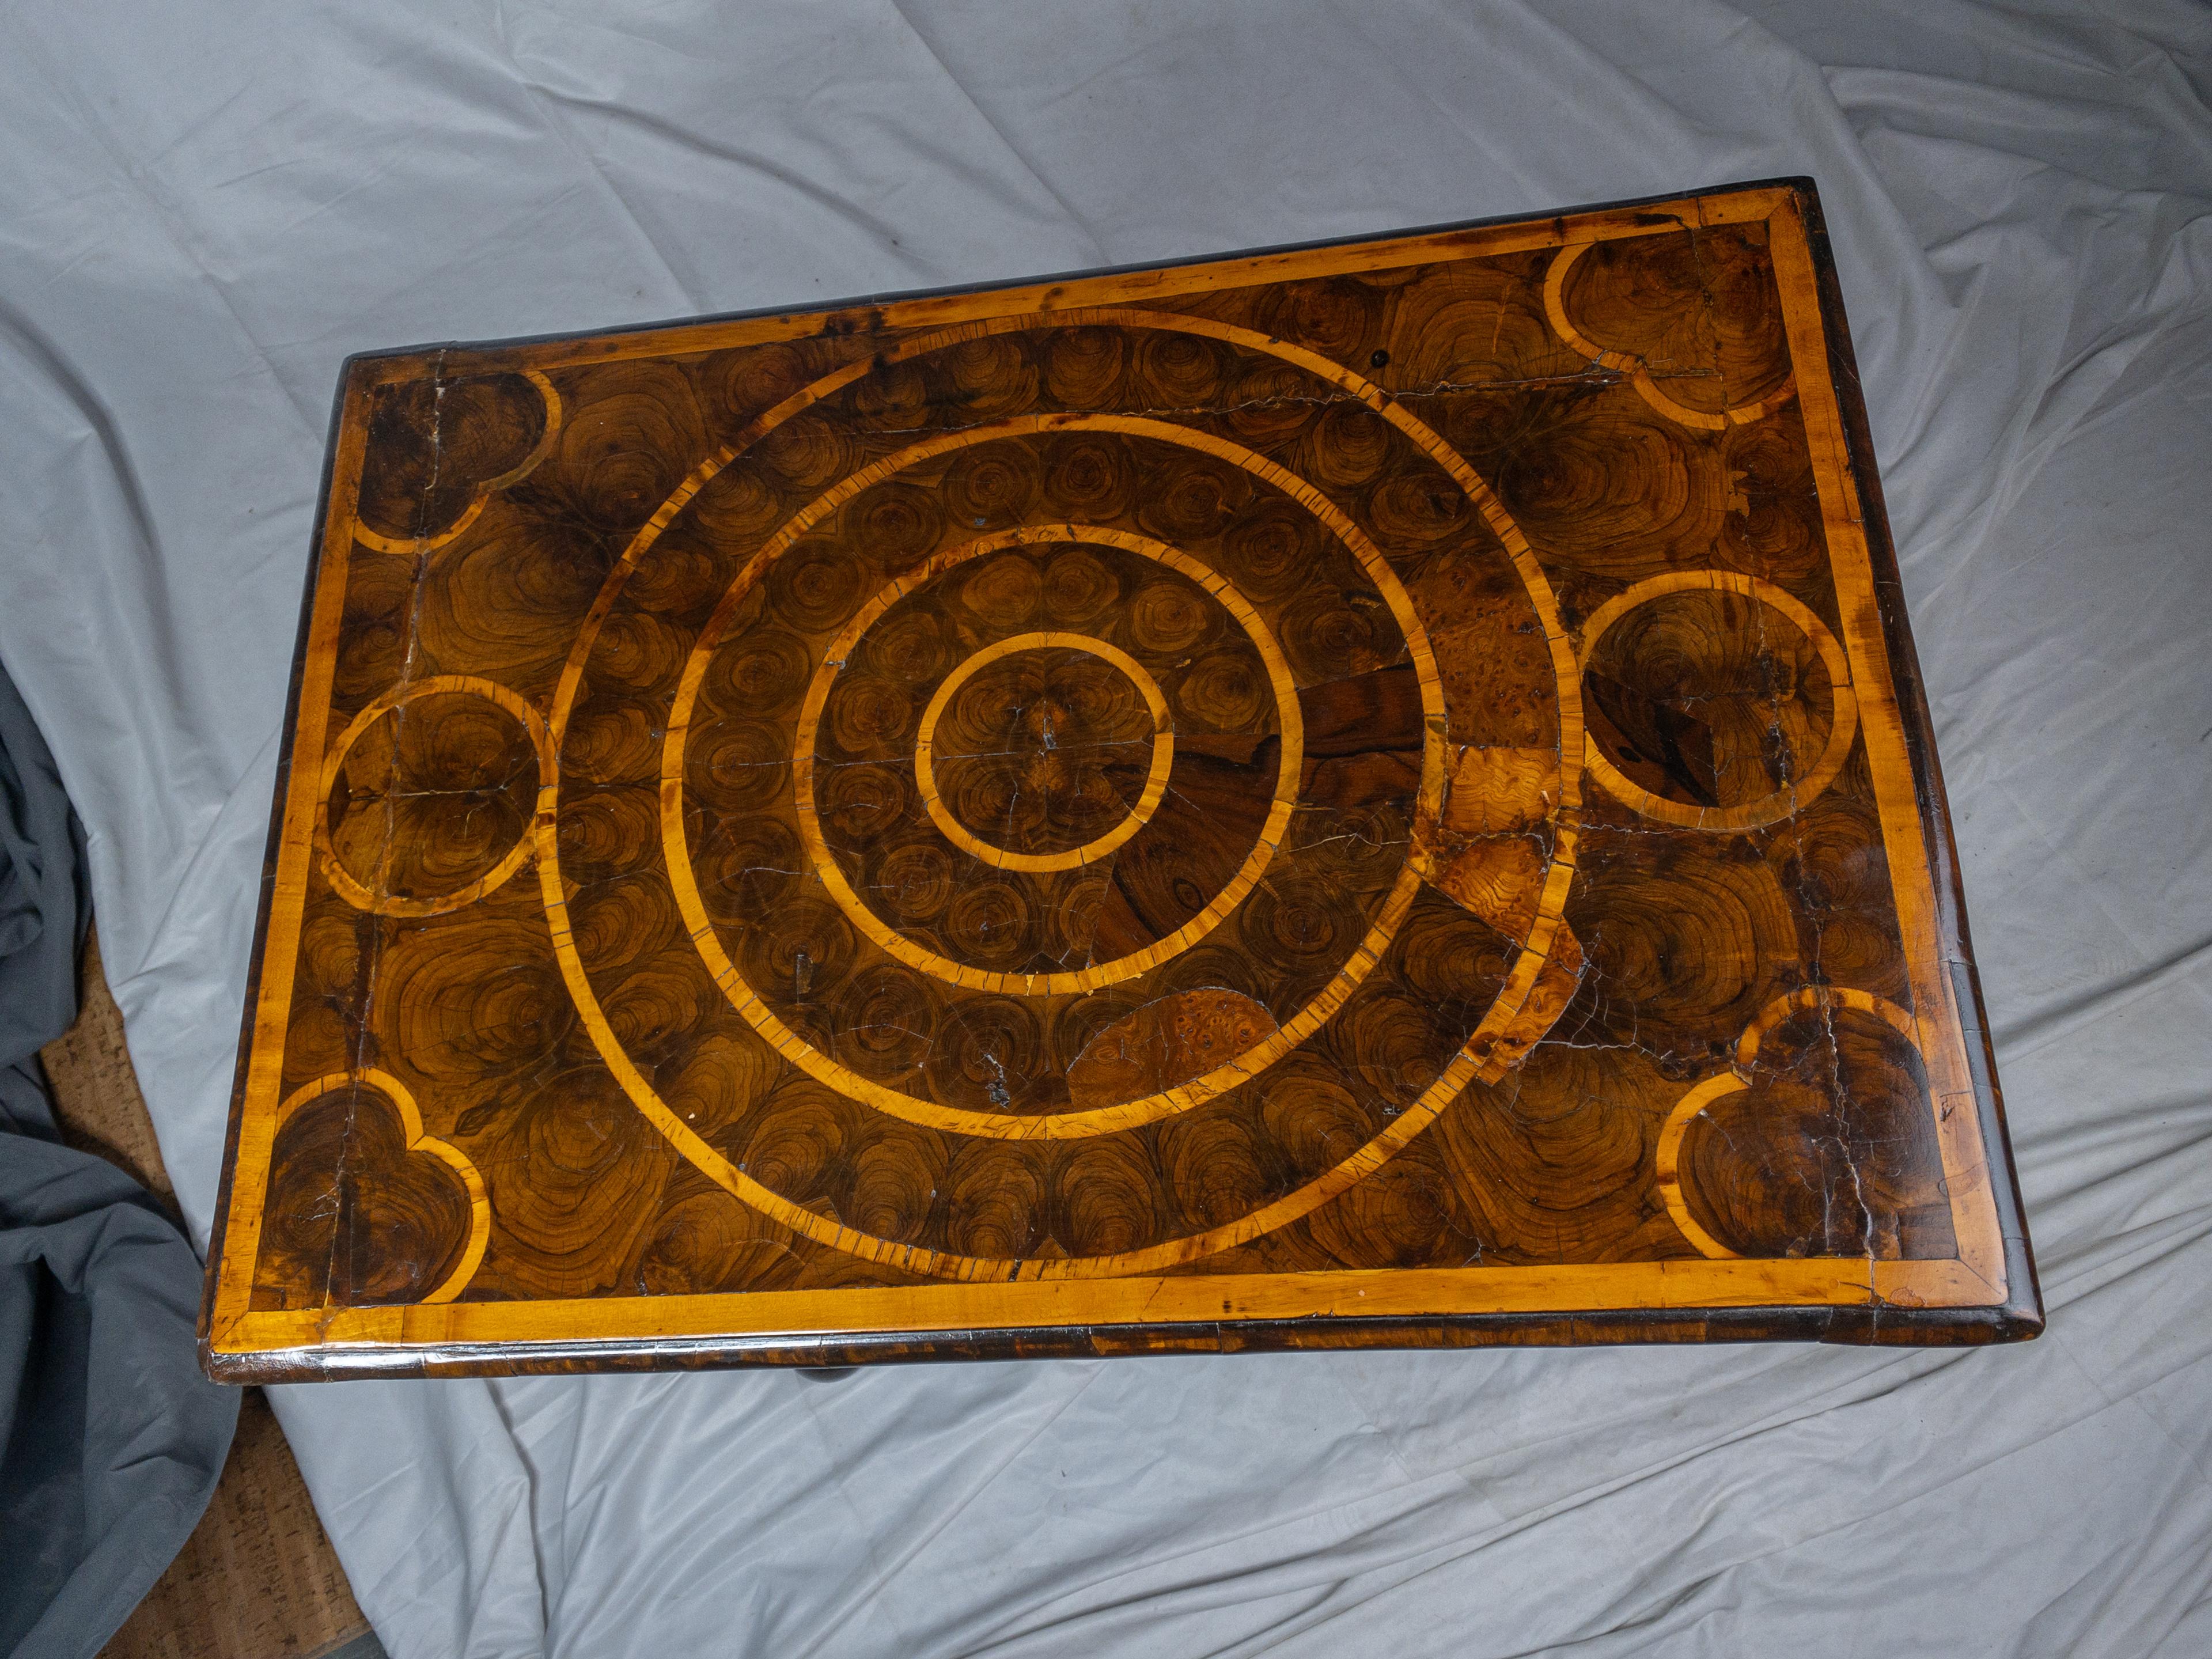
[788, 522, 1307, 998]
[914, 631, 1172, 873]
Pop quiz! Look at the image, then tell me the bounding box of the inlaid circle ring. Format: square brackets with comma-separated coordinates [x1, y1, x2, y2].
[1575, 569, 1858, 832]
[911, 631, 1173, 873]
[1654, 987, 1922, 1261]
[314, 673, 554, 918]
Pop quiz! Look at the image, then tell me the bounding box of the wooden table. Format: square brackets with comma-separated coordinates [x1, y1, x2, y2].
[202, 178, 2041, 1380]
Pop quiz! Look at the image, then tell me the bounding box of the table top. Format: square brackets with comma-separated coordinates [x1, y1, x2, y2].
[202, 178, 2040, 1380]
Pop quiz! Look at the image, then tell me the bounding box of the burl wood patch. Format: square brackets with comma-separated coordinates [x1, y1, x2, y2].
[203, 179, 2039, 1380]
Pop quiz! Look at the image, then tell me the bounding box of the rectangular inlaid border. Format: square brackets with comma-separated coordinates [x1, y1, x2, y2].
[201, 178, 2041, 1381]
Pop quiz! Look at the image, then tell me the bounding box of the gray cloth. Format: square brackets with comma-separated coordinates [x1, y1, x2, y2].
[0, 655, 86, 1139]
[0, 660, 237, 1659]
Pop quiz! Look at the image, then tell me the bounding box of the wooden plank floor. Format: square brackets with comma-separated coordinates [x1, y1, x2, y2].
[40, 930, 378, 1659]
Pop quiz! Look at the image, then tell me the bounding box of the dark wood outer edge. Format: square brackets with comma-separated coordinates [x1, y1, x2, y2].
[206, 1300, 2036, 1384]
[334, 175, 1824, 374]
[196, 362, 360, 1373]
[1788, 178, 2043, 1337]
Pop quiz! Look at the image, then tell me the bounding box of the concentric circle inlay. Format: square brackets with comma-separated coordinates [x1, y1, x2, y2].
[529, 308, 1588, 1276]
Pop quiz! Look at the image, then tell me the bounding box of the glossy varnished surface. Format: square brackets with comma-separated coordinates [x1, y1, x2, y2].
[202, 179, 2040, 1380]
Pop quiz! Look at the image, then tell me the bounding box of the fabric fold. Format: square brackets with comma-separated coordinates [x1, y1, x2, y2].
[0, 659, 238, 1659]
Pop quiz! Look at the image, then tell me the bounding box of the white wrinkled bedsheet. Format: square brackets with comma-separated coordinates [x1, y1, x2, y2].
[3, 3, 2207, 1653]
